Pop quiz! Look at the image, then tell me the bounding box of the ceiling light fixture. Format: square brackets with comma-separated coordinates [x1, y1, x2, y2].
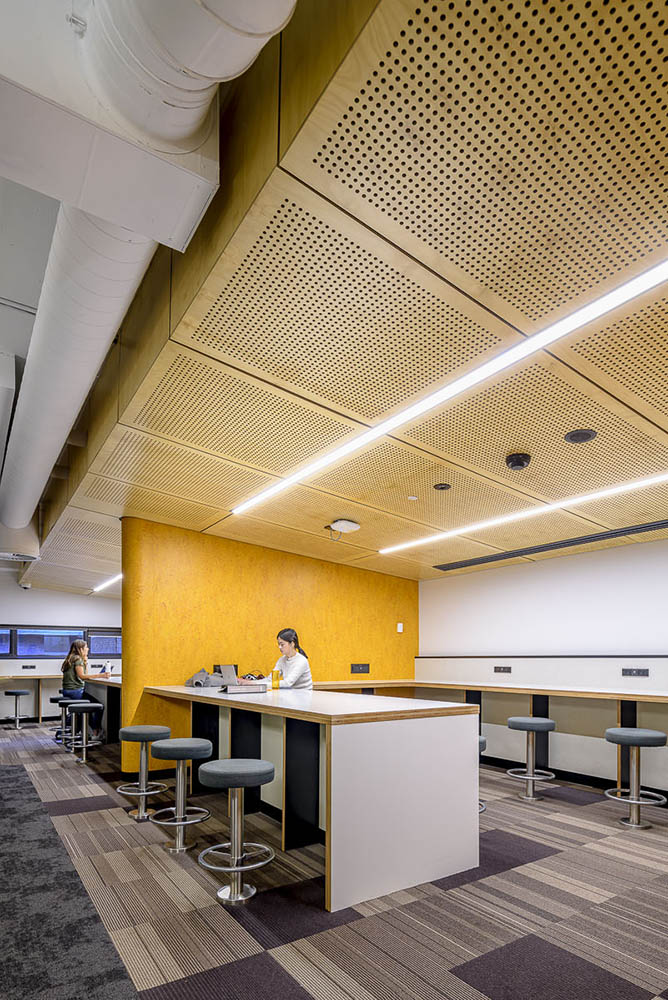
[232, 258, 668, 516]
[379, 471, 668, 555]
[93, 573, 123, 593]
[433, 483, 452, 491]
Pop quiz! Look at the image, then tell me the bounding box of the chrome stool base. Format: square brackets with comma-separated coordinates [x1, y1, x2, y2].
[117, 777, 167, 822]
[150, 803, 210, 853]
[217, 883, 256, 904]
[479, 801, 486, 813]
[604, 786, 666, 829]
[506, 765, 555, 802]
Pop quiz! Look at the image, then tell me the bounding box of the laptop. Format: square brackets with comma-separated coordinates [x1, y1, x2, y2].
[213, 664, 267, 694]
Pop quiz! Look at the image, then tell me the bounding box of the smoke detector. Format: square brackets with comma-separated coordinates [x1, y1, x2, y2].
[325, 519, 360, 541]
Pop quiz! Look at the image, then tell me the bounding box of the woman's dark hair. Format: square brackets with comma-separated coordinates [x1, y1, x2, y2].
[277, 628, 307, 659]
[61, 638, 87, 672]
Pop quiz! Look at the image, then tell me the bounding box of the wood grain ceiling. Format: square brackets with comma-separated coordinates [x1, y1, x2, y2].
[26, 0, 668, 593]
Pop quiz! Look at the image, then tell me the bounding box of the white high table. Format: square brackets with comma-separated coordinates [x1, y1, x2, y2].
[144, 685, 480, 911]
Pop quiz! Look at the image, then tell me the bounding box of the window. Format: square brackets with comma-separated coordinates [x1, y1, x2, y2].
[16, 628, 84, 657]
[0, 629, 9, 655]
[88, 632, 122, 656]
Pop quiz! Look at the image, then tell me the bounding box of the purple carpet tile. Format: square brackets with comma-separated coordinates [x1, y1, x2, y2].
[138, 952, 313, 1000]
[228, 876, 361, 948]
[541, 785, 604, 805]
[453, 934, 653, 1000]
[45, 794, 120, 816]
[433, 828, 559, 891]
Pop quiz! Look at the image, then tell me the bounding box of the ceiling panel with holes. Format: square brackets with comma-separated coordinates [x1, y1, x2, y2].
[283, 0, 668, 332]
[34, 0, 668, 587]
[171, 170, 520, 424]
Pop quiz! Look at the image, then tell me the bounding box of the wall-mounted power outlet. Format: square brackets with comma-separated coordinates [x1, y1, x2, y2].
[397, 622, 404, 633]
[494, 665, 512, 674]
[21, 664, 36, 670]
[351, 663, 370, 674]
[622, 668, 649, 677]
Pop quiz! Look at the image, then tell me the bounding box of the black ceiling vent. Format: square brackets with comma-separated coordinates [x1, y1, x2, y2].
[565, 428, 597, 444]
[433, 518, 668, 573]
[505, 452, 531, 471]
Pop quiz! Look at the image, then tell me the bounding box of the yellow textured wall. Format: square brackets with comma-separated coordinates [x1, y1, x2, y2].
[121, 518, 418, 770]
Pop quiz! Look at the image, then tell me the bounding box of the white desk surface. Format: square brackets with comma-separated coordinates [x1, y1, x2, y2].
[84, 676, 122, 688]
[315, 678, 668, 702]
[144, 684, 478, 725]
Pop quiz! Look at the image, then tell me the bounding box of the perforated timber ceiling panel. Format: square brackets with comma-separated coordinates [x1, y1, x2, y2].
[402, 356, 668, 522]
[205, 515, 375, 565]
[70, 475, 227, 532]
[90, 425, 277, 511]
[20, 508, 121, 592]
[172, 170, 520, 423]
[121, 340, 361, 475]
[550, 287, 668, 434]
[283, 0, 668, 332]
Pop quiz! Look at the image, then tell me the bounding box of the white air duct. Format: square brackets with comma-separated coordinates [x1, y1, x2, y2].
[0, 207, 156, 529]
[0, 0, 296, 532]
[84, 0, 297, 145]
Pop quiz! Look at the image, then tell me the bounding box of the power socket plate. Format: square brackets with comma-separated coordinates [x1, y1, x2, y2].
[351, 663, 370, 674]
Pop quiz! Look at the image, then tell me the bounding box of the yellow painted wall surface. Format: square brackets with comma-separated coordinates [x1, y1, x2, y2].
[121, 518, 418, 770]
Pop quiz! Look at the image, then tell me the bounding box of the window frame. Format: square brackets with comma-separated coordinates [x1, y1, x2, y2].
[0, 625, 122, 659]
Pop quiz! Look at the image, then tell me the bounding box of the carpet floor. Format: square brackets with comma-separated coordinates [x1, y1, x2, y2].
[2, 722, 668, 1000]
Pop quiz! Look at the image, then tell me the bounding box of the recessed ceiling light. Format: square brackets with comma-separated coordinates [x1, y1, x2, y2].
[565, 428, 597, 444]
[379, 470, 668, 555]
[433, 483, 452, 491]
[232, 257, 668, 516]
[407, 495, 419, 501]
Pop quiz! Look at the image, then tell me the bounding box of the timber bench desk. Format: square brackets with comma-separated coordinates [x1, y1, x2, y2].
[143, 685, 480, 911]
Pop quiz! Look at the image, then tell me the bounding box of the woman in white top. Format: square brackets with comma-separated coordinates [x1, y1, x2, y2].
[274, 628, 313, 690]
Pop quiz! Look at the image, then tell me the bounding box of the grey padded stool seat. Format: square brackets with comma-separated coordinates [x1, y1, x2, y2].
[118, 725, 171, 821]
[68, 702, 103, 763]
[4, 689, 30, 730]
[604, 727, 667, 829]
[507, 716, 556, 801]
[478, 735, 487, 814]
[198, 758, 275, 904]
[149, 738, 212, 853]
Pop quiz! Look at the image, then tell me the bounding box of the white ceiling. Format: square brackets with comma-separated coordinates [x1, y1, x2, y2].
[0, 176, 58, 359]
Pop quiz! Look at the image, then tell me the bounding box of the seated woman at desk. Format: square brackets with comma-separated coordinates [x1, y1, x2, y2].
[239, 628, 313, 690]
[61, 639, 109, 737]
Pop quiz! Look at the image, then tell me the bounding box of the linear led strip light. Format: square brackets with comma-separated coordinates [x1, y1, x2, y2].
[232, 259, 668, 517]
[379, 471, 668, 555]
[93, 573, 122, 593]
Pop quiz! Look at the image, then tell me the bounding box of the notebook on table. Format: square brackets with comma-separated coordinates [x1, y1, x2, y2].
[213, 663, 267, 694]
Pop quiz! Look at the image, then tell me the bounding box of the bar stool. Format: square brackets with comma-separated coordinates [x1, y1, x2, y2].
[117, 725, 171, 821]
[198, 758, 275, 904]
[506, 716, 556, 801]
[604, 727, 667, 829]
[3, 689, 30, 729]
[58, 698, 79, 751]
[149, 738, 212, 853]
[479, 735, 487, 814]
[68, 702, 103, 764]
[49, 695, 64, 737]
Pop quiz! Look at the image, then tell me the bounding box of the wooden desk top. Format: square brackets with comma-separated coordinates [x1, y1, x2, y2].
[144, 684, 479, 726]
[314, 679, 668, 703]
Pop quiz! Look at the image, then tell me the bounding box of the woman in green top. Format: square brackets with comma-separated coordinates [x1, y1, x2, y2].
[61, 639, 109, 737]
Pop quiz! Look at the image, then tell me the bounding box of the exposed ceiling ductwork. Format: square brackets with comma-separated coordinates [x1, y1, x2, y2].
[0, 0, 296, 533]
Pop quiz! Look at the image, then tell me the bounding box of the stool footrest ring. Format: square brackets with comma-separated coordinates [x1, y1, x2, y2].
[70, 739, 102, 750]
[478, 801, 486, 814]
[198, 842, 275, 874]
[507, 767, 554, 783]
[150, 805, 210, 828]
[604, 787, 667, 807]
[117, 780, 168, 799]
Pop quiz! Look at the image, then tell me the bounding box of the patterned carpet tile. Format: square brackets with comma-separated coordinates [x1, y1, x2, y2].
[138, 952, 313, 1000]
[538, 879, 668, 995]
[454, 934, 653, 1000]
[110, 904, 263, 991]
[434, 829, 560, 891]
[46, 793, 121, 815]
[229, 877, 360, 948]
[479, 798, 616, 850]
[272, 930, 491, 1000]
[352, 879, 443, 917]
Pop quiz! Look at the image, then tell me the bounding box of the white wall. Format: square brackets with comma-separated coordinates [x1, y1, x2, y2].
[0, 567, 121, 626]
[419, 538, 668, 656]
